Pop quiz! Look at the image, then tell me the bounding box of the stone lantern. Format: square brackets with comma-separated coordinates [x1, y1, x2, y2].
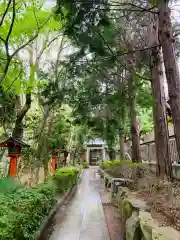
[0, 137, 29, 177]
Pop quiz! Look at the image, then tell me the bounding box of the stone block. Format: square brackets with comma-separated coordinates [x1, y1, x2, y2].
[126, 211, 141, 240]
[152, 226, 180, 240]
[139, 211, 156, 240]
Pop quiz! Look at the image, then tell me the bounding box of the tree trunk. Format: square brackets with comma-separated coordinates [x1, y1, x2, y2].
[125, 38, 141, 163]
[129, 79, 142, 163]
[72, 148, 77, 166]
[149, 17, 172, 181]
[108, 148, 115, 161]
[43, 155, 49, 181]
[42, 110, 54, 181]
[34, 105, 50, 184]
[158, 1, 180, 163]
[119, 128, 125, 160]
[12, 93, 31, 139]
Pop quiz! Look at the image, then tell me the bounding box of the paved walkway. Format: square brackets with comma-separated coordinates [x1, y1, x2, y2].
[50, 167, 110, 240]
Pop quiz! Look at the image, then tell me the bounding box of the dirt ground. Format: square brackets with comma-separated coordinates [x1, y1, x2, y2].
[137, 189, 180, 232]
[99, 180, 123, 240]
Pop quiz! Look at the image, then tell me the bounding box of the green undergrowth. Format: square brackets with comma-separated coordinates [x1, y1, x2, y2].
[0, 166, 80, 240]
[100, 160, 145, 178]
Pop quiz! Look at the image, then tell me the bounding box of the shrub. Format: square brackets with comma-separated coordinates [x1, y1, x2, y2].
[82, 162, 89, 169]
[100, 160, 121, 170]
[100, 160, 145, 179]
[53, 167, 80, 193]
[0, 167, 81, 239]
[0, 178, 23, 194]
[0, 181, 57, 240]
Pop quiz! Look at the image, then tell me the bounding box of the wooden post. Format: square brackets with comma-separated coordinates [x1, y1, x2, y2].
[8, 154, 20, 177]
[52, 156, 57, 174]
[82, 152, 85, 162]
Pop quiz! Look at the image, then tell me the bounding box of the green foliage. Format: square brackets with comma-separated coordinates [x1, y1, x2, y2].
[0, 167, 80, 239]
[47, 105, 73, 150]
[0, 178, 23, 194]
[0, 181, 57, 240]
[53, 166, 80, 192]
[82, 162, 89, 169]
[0, 1, 60, 93]
[100, 160, 142, 170]
[100, 160, 121, 170]
[100, 160, 145, 178]
[56, 0, 113, 56]
[138, 108, 153, 135]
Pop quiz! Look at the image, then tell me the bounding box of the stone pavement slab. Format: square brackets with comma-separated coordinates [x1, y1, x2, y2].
[50, 167, 110, 240]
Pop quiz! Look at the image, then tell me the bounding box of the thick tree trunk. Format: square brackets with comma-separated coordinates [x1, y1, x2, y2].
[149, 17, 172, 181]
[12, 93, 31, 139]
[126, 42, 141, 162]
[150, 48, 172, 180]
[158, 2, 180, 162]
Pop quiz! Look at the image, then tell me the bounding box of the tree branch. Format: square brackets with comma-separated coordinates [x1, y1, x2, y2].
[12, 93, 31, 139]
[0, 14, 52, 85]
[0, 0, 12, 26]
[5, 0, 16, 44]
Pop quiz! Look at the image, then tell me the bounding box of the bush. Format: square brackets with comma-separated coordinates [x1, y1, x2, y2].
[53, 166, 80, 193]
[0, 178, 23, 194]
[82, 162, 89, 169]
[0, 167, 81, 239]
[100, 160, 145, 179]
[0, 181, 57, 240]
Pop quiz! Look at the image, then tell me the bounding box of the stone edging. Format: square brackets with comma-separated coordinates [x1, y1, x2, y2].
[35, 170, 84, 239]
[100, 168, 180, 240]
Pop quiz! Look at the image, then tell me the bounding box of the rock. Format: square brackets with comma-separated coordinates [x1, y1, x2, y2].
[117, 187, 130, 198]
[152, 226, 180, 240]
[122, 199, 134, 221]
[126, 211, 142, 240]
[141, 237, 146, 240]
[115, 187, 129, 207]
[128, 198, 150, 212]
[116, 188, 150, 223]
[139, 211, 156, 240]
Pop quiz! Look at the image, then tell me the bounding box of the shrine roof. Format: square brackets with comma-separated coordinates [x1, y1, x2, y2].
[86, 139, 106, 146]
[0, 137, 30, 147]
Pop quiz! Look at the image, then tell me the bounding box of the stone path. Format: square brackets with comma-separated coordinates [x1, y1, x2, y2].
[50, 167, 110, 240]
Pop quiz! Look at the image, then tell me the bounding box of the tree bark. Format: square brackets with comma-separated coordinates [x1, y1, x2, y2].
[119, 128, 125, 160]
[129, 83, 141, 163]
[12, 93, 31, 139]
[125, 38, 142, 162]
[34, 105, 50, 184]
[149, 17, 172, 180]
[151, 48, 172, 180]
[72, 148, 77, 166]
[108, 148, 116, 161]
[158, 1, 180, 163]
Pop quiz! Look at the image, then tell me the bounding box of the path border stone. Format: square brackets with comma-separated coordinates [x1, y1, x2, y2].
[35, 170, 84, 239]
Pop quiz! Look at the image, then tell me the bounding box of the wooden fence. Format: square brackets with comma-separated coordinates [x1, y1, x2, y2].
[140, 135, 179, 163]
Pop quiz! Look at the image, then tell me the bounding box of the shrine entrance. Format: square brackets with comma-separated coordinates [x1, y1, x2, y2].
[86, 139, 106, 165]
